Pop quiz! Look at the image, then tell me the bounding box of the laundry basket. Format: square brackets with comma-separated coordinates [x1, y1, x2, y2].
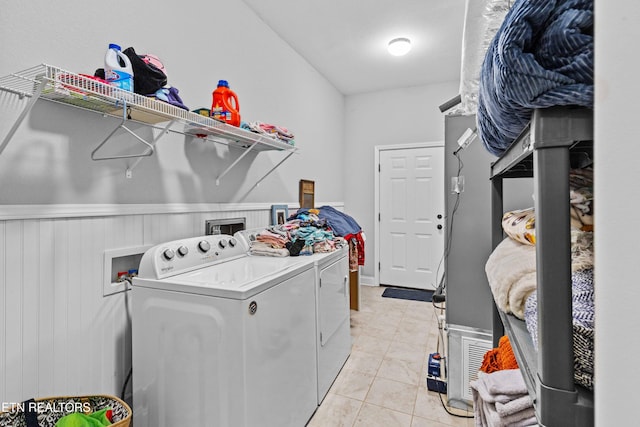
[0, 395, 131, 427]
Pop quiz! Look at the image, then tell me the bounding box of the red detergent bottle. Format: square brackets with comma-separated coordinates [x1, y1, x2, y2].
[211, 80, 241, 126]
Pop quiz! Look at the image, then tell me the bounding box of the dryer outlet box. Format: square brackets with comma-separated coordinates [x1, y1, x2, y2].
[205, 218, 246, 235]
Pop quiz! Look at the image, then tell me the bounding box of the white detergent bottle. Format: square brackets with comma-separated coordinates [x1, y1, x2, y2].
[104, 43, 134, 92]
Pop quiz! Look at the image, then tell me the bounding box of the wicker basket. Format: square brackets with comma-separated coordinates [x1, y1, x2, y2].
[0, 395, 131, 427]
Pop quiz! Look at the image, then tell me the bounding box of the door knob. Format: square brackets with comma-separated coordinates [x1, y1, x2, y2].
[437, 224, 443, 230]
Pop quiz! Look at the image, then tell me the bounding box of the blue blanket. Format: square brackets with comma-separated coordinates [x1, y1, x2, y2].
[295, 206, 362, 237]
[477, 0, 594, 157]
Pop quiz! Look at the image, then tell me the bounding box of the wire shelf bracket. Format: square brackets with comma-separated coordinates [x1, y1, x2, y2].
[0, 76, 46, 157]
[215, 140, 260, 185]
[250, 150, 296, 190]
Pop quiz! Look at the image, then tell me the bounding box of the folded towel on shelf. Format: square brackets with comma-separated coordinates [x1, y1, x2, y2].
[471, 369, 537, 427]
[479, 399, 537, 427]
[476, 370, 528, 400]
[240, 121, 295, 145]
[495, 394, 534, 417]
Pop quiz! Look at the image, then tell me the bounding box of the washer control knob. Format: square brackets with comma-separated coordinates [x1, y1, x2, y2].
[228, 237, 237, 247]
[218, 239, 228, 249]
[162, 248, 175, 261]
[177, 245, 189, 257]
[198, 240, 211, 253]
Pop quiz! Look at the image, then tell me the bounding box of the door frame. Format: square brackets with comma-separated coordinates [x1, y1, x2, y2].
[374, 141, 445, 287]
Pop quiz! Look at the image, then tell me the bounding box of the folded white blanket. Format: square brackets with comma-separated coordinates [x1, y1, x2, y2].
[486, 233, 594, 320]
[485, 238, 537, 319]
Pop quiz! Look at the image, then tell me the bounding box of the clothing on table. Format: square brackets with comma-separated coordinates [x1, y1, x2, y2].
[345, 232, 365, 266]
[248, 208, 356, 259]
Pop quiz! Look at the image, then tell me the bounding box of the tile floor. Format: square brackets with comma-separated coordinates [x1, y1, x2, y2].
[308, 285, 475, 427]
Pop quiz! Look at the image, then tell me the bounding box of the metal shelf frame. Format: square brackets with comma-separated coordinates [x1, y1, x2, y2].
[0, 64, 297, 182]
[490, 106, 594, 427]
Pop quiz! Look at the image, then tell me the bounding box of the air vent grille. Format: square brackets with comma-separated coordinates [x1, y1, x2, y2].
[461, 337, 492, 401]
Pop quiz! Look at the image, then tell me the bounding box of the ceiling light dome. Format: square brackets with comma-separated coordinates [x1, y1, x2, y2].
[388, 37, 411, 56]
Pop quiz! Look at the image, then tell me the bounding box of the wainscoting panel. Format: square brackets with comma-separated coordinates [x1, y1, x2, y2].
[0, 203, 341, 404]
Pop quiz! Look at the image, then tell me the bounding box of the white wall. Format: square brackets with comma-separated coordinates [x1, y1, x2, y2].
[0, 0, 345, 205]
[594, 1, 640, 424]
[0, 0, 347, 404]
[344, 81, 459, 282]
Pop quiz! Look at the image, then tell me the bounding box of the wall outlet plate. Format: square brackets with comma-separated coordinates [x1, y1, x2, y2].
[451, 176, 465, 193]
[103, 244, 152, 296]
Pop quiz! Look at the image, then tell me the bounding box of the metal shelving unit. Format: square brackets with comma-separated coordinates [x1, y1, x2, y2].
[490, 106, 594, 427]
[0, 64, 297, 183]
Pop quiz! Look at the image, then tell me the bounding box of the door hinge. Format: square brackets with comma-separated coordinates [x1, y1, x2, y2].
[378, 163, 381, 172]
[378, 262, 381, 271]
[378, 213, 380, 221]
[319, 278, 322, 288]
[320, 332, 323, 342]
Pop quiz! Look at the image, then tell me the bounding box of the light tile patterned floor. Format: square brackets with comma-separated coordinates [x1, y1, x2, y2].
[308, 285, 475, 427]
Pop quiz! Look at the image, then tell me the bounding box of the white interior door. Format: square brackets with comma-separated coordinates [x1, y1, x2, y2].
[378, 146, 444, 289]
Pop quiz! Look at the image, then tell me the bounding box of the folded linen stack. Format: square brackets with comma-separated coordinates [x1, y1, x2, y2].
[470, 369, 537, 427]
[255, 229, 288, 248]
[241, 121, 295, 145]
[249, 241, 289, 257]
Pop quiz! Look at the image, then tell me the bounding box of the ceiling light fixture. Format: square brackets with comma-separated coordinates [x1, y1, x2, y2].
[387, 37, 412, 56]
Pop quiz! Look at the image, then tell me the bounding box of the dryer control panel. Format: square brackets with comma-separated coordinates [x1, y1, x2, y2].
[137, 234, 249, 279]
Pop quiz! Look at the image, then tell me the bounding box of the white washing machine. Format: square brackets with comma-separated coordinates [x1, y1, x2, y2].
[132, 234, 318, 427]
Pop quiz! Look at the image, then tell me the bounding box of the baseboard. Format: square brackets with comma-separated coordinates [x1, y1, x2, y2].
[359, 274, 375, 286]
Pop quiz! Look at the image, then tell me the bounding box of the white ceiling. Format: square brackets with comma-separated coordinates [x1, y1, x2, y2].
[242, 0, 467, 96]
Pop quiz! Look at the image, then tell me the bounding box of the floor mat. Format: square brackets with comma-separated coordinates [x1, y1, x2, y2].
[381, 287, 434, 302]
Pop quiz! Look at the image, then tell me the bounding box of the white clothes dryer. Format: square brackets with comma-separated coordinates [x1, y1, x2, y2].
[312, 246, 351, 403]
[235, 229, 352, 404]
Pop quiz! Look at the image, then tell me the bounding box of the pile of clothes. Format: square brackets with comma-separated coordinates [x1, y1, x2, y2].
[241, 121, 295, 145]
[250, 214, 343, 257]
[249, 206, 364, 270]
[470, 336, 538, 426]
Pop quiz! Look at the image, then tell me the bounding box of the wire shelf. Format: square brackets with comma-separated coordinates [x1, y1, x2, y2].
[0, 64, 298, 153]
